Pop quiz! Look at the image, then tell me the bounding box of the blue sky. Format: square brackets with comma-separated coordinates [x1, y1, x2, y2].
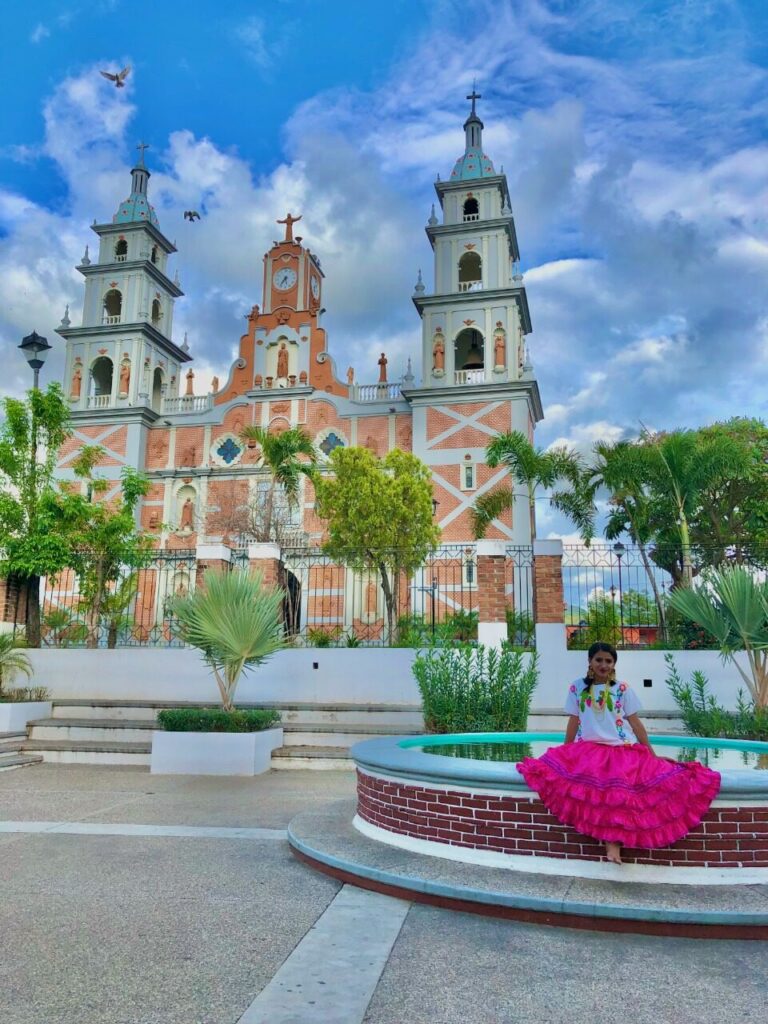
[1, 0, 767, 537]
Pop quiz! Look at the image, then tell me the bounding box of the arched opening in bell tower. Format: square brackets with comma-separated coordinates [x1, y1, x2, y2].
[114, 239, 128, 261]
[454, 328, 485, 384]
[90, 356, 114, 404]
[151, 299, 163, 327]
[458, 251, 482, 292]
[103, 289, 122, 324]
[462, 197, 479, 222]
[151, 367, 164, 413]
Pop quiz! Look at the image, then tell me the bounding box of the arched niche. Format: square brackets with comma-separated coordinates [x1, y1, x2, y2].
[175, 484, 197, 534]
[462, 197, 479, 221]
[114, 238, 128, 261]
[268, 336, 298, 382]
[103, 289, 122, 323]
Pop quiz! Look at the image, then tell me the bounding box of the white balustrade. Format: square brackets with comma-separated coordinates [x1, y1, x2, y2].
[350, 382, 403, 403]
[88, 394, 112, 409]
[454, 369, 486, 385]
[161, 394, 214, 415]
[102, 315, 121, 325]
[115, 255, 127, 262]
[462, 213, 480, 222]
[457, 281, 483, 293]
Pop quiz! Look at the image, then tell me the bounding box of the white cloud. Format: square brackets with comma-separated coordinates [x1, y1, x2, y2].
[233, 16, 274, 70]
[30, 23, 50, 43]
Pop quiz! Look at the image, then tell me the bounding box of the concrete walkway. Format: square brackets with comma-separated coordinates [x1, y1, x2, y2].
[1, 766, 766, 1024]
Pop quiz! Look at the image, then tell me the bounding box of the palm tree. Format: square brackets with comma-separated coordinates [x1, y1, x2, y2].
[169, 570, 284, 712]
[471, 431, 587, 540]
[668, 566, 768, 708]
[0, 634, 33, 696]
[640, 429, 748, 587]
[238, 425, 317, 542]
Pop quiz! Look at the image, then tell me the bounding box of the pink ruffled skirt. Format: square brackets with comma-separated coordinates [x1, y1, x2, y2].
[517, 741, 721, 848]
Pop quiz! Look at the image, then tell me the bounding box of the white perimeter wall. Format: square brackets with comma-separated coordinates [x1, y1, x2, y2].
[26, 635, 753, 712]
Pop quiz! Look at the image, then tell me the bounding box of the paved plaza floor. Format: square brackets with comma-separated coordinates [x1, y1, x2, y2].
[1, 765, 766, 1024]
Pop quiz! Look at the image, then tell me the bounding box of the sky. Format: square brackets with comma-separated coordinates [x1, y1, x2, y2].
[1, 0, 767, 537]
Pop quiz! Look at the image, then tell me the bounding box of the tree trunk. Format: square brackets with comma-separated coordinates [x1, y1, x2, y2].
[25, 575, 42, 648]
[637, 543, 667, 639]
[378, 562, 396, 644]
[679, 517, 694, 588]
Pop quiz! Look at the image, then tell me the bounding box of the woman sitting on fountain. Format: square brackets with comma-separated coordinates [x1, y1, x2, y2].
[517, 641, 721, 864]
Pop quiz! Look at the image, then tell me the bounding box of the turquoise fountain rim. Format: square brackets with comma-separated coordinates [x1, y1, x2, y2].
[399, 732, 768, 755]
[349, 733, 768, 796]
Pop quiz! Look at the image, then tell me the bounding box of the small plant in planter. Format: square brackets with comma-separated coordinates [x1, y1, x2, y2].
[169, 568, 285, 714]
[0, 634, 33, 698]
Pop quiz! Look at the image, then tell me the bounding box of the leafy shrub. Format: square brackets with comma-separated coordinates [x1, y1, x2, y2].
[413, 644, 538, 733]
[307, 626, 342, 647]
[0, 634, 33, 695]
[664, 654, 768, 741]
[505, 608, 535, 649]
[0, 685, 50, 703]
[395, 611, 478, 648]
[157, 707, 281, 733]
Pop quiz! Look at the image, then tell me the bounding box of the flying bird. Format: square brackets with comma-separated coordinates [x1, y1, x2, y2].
[184, 210, 201, 221]
[100, 66, 131, 88]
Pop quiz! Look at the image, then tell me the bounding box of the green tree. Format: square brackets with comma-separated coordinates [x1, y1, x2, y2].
[238, 425, 317, 541]
[314, 447, 441, 643]
[0, 384, 73, 647]
[58, 447, 152, 648]
[170, 569, 285, 712]
[471, 431, 586, 540]
[668, 566, 768, 708]
[640, 428, 748, 588]
[690, 418, 768, 564]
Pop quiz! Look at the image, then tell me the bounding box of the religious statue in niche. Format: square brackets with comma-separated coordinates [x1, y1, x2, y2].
[119, 359, 131, 397]
[316, 406, 328, 427]
[148, 511, 160, 530]
[179, 496, 195, 533]
[276, 341, 289, 379]
[493, 328, 506, 371]
[70, 363, 82, 400]
[432, 330, 445, 376]
[378, 352, 388, 383]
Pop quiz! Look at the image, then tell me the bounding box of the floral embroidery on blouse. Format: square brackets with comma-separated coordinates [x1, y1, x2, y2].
[573, 681, 632, 742]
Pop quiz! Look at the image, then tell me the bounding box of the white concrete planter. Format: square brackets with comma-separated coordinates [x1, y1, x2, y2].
[0, 701, 52, 732]
[150, 727, 284, 776]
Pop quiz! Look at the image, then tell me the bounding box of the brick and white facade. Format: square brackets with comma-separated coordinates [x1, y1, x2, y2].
[55, 99, 543, 558]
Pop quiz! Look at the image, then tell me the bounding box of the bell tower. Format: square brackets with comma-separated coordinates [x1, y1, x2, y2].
[57, 142, 189, 417]
[406, 92, 543, 544]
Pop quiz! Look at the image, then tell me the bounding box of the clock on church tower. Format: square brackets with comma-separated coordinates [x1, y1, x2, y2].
[263, 212, 323, 314]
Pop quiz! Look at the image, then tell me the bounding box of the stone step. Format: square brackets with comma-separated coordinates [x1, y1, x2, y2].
[272, 745, 354, 770]
[22, 739, 151, 766]
[29, 720, 158, 744]
[0, 732, 27, 753]
[0, 753, 44, 772]
[50, 700, 423, 722]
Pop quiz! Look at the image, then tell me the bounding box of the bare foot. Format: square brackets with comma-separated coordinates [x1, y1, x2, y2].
[605, 842, 622, 864]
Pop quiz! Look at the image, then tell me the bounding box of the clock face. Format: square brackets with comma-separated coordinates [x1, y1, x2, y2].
[310, 276, 320, 299]
[273, 267, 297, 291]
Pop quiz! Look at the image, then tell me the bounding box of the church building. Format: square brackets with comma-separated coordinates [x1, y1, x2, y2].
[56, 95, 543, 589]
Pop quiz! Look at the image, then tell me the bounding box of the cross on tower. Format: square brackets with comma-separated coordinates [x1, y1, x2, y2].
[136, 141, 150, 166]
[466, 84, 481, 116]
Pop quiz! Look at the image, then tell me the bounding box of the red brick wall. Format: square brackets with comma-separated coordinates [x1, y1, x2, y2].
[477, 555, 506, 623]
[357, 771, 768, 868]
[534, 553, 564, 624]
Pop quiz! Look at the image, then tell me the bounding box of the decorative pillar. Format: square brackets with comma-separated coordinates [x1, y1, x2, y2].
[248, 542, 285, 623]
[195, 543, 232, 588]
[476, 540, 508, 647]
[533, 538, 567, 652]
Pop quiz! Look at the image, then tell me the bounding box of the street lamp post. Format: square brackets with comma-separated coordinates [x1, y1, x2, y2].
[18, 331, 52, 392]
[613, 541, 625, 641]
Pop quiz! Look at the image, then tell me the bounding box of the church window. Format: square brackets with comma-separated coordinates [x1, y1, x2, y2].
[463, 197, 479, 222]
[103, 289, 122, 324]
[151, 245, 159, 264]
[151, 299, 162, 325]
[216, 437, 243, 465]
[458, 251, 482, 292]
[114, 239, 128, 262]
[461, 463, 476, 490]
[319, 432, 345, 457]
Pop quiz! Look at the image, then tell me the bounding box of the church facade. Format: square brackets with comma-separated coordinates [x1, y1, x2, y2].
[55, 97, 543, 630]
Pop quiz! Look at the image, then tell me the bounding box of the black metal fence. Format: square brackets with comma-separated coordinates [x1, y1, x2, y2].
[562, 544, 726, 650]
